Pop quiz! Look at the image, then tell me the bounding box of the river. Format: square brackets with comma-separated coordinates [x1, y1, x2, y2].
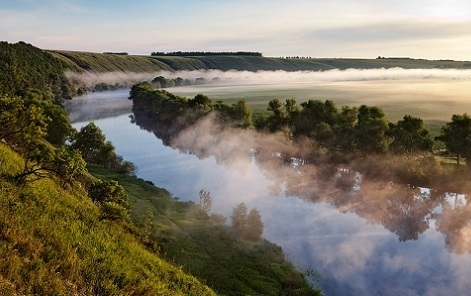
[67, 89, 471, 296]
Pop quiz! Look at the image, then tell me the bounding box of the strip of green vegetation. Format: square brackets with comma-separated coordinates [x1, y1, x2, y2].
[88, 165, 321, 296]
[0, 144, 216, 295]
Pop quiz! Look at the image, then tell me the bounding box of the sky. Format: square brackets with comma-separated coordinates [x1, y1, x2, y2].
[1, 0, 471, 60]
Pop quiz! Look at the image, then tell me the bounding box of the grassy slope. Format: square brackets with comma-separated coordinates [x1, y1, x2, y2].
[88, 165, 320, 296]
[47, 50, 471, 73]
[0, 144, 216, 296]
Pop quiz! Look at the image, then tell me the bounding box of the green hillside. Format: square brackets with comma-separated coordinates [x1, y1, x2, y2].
[0, 144, 215, 295]
[48, 49, 471, 73]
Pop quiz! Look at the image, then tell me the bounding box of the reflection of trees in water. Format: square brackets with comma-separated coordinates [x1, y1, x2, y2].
[380, 187, 433, 241]
[133, 114, 471, 254]
[434, 193, 471, 254]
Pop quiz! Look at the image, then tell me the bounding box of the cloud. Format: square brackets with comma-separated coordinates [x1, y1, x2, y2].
[307, 20, 471, 44]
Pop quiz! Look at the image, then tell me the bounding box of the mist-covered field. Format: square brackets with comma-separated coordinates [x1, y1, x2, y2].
[70, 68, 471, 123]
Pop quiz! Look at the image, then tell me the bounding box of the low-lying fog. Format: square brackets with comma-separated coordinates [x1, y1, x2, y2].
[68, 68, 471, 122]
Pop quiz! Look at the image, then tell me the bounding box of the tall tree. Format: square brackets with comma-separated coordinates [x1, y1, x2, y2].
[244, 208, 264, 241]
[71, 122, 106, 160]
[437, 113, 471, 165]
[388, 115, 433, 157]
[231, 203, 248, 235]
[354, 105, 389, 154]
[267, 99, 284, 131]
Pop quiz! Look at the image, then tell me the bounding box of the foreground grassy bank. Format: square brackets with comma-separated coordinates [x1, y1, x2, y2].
[0, 144, 216, 295]
[49, 49, 471, 73]
[89, 165, 321, 296]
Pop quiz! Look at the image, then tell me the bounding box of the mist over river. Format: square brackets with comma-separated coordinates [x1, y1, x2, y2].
[67, 88, 471, 296]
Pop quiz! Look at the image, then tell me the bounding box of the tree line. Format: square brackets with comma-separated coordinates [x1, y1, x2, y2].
[129, 82, 252, 138]
[151, 51, 262, 57]
[258, 98, 471, 167]
[151, 75, 215, 89]
[129, 81, 471, 188]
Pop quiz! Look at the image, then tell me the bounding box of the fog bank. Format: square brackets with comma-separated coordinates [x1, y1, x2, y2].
[66, 68, 471, 88]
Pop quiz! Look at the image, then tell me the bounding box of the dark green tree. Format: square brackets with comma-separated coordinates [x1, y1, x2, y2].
[232, 99, 253, 128]
[0, 96, 49, 148]
[71, 122, 106, 160]
[15, 139, 86, 184]
[88, 180, 131, 221]
[388, 115, 433, 157]
[266, 99, 284, 131]
[331, 106, 358, 153]
[354, 105, 390, 154]
[188, 94, 212, 111]
[436, 113, 471, 165]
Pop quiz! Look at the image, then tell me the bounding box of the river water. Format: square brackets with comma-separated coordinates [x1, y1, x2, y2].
[67, 89, 471, 296]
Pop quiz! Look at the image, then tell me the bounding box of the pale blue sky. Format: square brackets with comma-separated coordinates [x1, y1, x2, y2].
[1, 0, 471, 60]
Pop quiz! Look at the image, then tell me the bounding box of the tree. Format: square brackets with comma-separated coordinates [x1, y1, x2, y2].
[71, 122, 134, 174]
[188, 94, 212, 111]
[72, 122, 106, 160]
[388, 115, 433, 157]
[232, 99, 253, 128]
[88, 180, 131, 221]
[231, 203, 248, 235]
[199, 189, 212, 214]
[0, 96, 49, 149]
[14, 139, 86, 184]
[331, 106, 358, 153]
[437, 113, 471, 165]
[267, 99, 284, 131]
[230, 203, 264, 241]
[244, 208, 264, 241]
[354, 105, 390, 154]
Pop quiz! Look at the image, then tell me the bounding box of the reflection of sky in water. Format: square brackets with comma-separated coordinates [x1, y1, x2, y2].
[71, 95, 471, 296]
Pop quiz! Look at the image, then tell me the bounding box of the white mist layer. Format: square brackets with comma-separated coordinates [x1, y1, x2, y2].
[66, 68, 471, 88]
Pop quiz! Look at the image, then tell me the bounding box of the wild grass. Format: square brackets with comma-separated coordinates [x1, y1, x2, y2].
[0, 144, 216, 295]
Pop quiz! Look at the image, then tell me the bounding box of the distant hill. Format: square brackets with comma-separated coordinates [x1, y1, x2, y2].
[48, 50, 471, 73]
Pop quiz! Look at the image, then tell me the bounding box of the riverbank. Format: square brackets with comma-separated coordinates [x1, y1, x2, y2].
[88, 164, 321, 295]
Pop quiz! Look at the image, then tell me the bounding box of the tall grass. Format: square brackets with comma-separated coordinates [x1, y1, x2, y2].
[0, 144, 216, 295]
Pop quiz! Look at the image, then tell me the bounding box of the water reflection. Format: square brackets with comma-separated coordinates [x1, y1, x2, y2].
[132, 108, 471, 256]
[65, 89, 132, 123]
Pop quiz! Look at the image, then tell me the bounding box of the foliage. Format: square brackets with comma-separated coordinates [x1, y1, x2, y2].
[0, 95, 85, 184]
[72, 122, 135, 174]
[231, 203, 264, 242]
[198, 189, 212, 214]
[354, 105, 390, 154]
[0, 41, 73, 101]
[387, 115, 433, 156]
[0, 145, 216, 295]
[129, 82, 253, 138]
[436, 113, 471, 165]
[88, 179, 132, 221]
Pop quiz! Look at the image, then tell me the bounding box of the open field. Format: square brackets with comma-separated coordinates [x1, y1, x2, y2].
[168, 79, 471, 126]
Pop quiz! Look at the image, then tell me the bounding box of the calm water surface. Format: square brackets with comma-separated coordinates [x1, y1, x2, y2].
[69, 89, 471, 296]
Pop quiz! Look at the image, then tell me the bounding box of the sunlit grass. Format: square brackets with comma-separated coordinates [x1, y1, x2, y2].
[0, 145, 216, 295]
